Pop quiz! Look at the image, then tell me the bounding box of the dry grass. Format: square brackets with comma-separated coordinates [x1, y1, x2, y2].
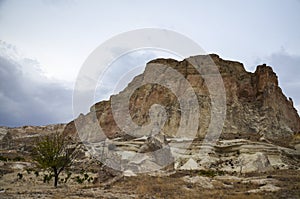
[1, 170, 299, 198]
[112, 171, 280, 199]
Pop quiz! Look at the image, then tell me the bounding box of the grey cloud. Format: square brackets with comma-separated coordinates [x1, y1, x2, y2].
[0, 0, 6, 8]
[267, 51, 300, 111]
[0, 54, 73, 127]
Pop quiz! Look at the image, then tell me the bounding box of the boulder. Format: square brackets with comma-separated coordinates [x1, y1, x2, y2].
[238, 152, 272, 173]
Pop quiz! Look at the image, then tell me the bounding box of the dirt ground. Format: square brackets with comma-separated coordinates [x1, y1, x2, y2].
[1, 169, 300, 199]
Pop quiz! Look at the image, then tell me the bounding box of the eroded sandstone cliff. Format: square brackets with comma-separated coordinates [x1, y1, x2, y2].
[1, 54, 299, 174]
[64, 54, 300, 148]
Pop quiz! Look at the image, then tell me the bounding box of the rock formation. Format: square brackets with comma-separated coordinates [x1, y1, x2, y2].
[64, 54, 300, 146]
[60, 54, 300, 173]
[1, 54, 300, 174]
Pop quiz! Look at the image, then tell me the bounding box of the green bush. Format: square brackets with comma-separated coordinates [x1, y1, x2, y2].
[0, 156, 25, 162]
[0, 155, 8, 161]
[75, 176, 84, 184]
[198, 170, 225, 177]
[75, 173, 93, 184]
[43, 174, 53, 183]
[33, 132, 79, 187]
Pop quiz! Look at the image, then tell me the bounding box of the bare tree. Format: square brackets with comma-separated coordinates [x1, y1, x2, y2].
[33, 132, 79, 187]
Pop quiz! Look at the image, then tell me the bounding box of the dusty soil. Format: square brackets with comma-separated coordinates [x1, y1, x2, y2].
[1, 169, 299, 199]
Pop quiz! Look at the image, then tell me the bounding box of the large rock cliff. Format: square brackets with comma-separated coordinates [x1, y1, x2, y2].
[1, 54, 300, 174]
[64, 54, 300, 148]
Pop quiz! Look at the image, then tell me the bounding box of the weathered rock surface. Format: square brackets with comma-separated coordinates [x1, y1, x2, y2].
[88, 137, 300, 173]
[60, 54, 300, 173]
[64, 54, 300, 148]
[1, 54, 299, 175]
[1, 54, 300, 198]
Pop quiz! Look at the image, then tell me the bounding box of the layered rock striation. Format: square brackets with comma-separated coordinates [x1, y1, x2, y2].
[1, 54, 300, 173]
[65, 54, 300, 148]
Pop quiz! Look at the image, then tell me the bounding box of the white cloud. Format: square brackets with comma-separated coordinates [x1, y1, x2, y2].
[268, 50, 300, 113]
[296, 105, 300, 114]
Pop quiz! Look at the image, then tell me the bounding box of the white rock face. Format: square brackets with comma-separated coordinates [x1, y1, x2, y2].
[88, 137, 296, 174]
[180, 158, 200, 170]
[267, 154, 286, 168]
[10, 162, 32, 170]
[123, 170, 137, 177]
[182, 176, 214, 189]
[248, 184, 281, 193]
[238, 152, 272, 173]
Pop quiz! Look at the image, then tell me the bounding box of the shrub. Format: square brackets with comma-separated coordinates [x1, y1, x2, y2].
[198, 170, 225, 177]
[26, 168, 32, 174]
[84, 173, 89, 180]
[75, 176, 84, 184]
[75, 173, 93, 184]
[33, 132, 79, 187]
[34, 171, 39, 177]
[0, 155, 8, 161]
[17, 173, 23, 180]
[13, 156, 25, 161]
[43, 174, 53, 183]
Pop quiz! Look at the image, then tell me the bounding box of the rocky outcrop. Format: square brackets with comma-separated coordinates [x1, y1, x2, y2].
[0, 124, 66, 150]
[64, 54, 300, 148]
[89, 137, 300, 173]
[1, 54, 299, 174]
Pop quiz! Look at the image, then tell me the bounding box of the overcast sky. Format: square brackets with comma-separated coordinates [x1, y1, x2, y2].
[0, 0, 299, 127]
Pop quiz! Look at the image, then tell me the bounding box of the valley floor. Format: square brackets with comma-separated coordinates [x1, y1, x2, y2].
[1, 169, 300, 199]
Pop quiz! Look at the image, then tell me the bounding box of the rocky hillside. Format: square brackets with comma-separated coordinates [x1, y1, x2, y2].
[1, 54, 300, 198]
[64, 54, 300, 147]
[1, 54, 300, 174]
[59, 54, 300, 174]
